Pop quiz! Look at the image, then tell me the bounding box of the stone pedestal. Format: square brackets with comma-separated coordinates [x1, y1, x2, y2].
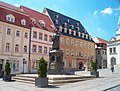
[48, 50, 64, 74]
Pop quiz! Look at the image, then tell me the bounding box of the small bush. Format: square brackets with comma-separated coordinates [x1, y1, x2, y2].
[38, 57, 47, 78]
[5, 61, 11, 75]
[91, 61, 97, 71]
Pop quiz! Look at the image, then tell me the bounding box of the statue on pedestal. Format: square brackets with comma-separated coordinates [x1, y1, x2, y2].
[52, 29, 60, 50]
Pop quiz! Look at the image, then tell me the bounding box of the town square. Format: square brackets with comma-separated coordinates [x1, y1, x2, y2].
[0, 0, 120, 91]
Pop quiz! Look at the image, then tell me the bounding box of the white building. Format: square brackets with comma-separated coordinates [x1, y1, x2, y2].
[107, 16, 120, 68]
[0, 2, 31, 74]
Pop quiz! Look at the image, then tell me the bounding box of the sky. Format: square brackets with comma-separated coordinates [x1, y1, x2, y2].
[0, 0, 120, 41]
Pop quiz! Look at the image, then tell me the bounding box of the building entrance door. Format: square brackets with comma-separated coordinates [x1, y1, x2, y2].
[0, 64, 3, 73]
[79, 62, 83, 69]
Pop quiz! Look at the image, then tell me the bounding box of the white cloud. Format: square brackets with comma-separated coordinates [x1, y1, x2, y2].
[93, 10, 98, 15]
[98, 28, 101, 31]
[100, 7, 113, 15]
[14, 4, 20, 7]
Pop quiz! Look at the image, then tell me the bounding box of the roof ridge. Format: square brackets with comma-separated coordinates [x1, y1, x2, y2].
[21, 6, 49, 18]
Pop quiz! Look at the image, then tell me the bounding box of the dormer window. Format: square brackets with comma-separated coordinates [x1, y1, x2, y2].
[76, 23, 79, 26]
[78, 32, 81, 37]
[76, 27, 80, 31]
[86, 34, 88, 39]
[55, 19, 58, 24]
[6, 14, 15, 22]
[89, 35, 92, 40]
[69, 29, 72, 34]
[82, 33, 84, 38]
[59, 26, 62, 32]
[64, 22, 67, 28]
[31, 18, 36, 24]
[55, 15, 59, 19]
[67, 19, 70, 23]
[40, 20, 45, 27]
[64, 28, 67, 33]
[70, 25, 74, 29]
[51, 25, 55, 30]
[74, 31, 76, 36]
[21, 19, 26, 26]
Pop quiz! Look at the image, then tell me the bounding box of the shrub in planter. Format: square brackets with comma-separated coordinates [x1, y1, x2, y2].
[3, 61, 11, 81]
[90, 61, 99, 78]
[35, 57, 48, 87]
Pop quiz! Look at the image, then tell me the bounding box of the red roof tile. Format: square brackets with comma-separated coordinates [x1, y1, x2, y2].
[0, 1, 26, 14]
[20, 6, 55, 32]
[93, 37, 108, 44]
[0, 7, 31, 29]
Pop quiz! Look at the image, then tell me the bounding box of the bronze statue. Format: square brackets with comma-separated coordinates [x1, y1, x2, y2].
[52, 29, 60, 50]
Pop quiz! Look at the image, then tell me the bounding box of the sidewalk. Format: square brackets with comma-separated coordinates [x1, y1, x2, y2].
[0, 68, 120, 91]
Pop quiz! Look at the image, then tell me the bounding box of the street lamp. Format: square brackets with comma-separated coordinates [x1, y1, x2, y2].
[23, 58, 25, 74]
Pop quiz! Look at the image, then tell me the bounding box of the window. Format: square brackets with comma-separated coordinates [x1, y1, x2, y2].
[16, 30, 20, 37]
[21, 19, 26, 26]
[49, 35, 52, 42]
[60, 38, 64, 45]
[109, 48, 112, 53]
[44, 47, 47, 54]
[76, 41, 79, 46]
[44, 34, 48, 41]
[39, 32, 42, 40]
[38, 46, 42, 53]
[31, 18, 36, 24]
[24, 32, 28, 38]
[113, 47, 116, 53]
[66, 39, 69, 45]
[76, 51, 79, 57]
[71, 39, 74, 46]
[24, 46, 27, 53]
[49, 47, 52, 52]
[12, 60, 19, 71]
[7, 28, 11, 35]
[15, 44, 19, 52]
[40, 20, 45, 27]
[84, 43, 87, 48]
[66, 49, 69, 56]
[32, 45, 37, 52]
[80, 42, 83, 48]
[71, 50, 74, 56]
[6, 43, 10, 51]
[98, 50, 100, 54]
[33, 31, 37, 39]
[6, 14, 15, 22]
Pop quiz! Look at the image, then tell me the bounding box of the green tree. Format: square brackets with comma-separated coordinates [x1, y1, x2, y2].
[38, 57, 47, 78]
[5, 61, 11, 75]
[91, 61, 97, 71]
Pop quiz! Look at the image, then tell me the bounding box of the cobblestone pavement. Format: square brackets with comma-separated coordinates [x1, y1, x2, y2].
[0, 68, 120, 91]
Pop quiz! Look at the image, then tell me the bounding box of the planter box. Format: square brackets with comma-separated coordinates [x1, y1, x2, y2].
[3, 75, 11, 81]
[35, 77, 48, 88]
[90, 71, 99, 78]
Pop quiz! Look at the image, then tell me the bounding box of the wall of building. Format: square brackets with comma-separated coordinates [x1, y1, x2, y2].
[0, 21, 30, 74]
[60, 35, 96, 70]
[30, 27, 54, 73]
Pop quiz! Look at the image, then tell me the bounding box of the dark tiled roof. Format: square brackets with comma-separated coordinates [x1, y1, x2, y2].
[20, 6, 55, 33]
[45, 8, 94, 42]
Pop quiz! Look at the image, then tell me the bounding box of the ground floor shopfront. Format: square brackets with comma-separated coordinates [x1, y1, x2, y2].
[0, 55, 28, 74]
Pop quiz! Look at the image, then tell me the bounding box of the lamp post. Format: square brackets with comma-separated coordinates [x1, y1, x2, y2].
[23, 58, 25, 74]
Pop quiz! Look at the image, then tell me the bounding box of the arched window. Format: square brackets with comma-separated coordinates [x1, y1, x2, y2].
[111, 57, 116, 65]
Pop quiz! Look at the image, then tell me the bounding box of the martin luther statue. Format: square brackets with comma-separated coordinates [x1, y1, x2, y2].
[52, 29, 60, 50]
